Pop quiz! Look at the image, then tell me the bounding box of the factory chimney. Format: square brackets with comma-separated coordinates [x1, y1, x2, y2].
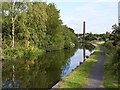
[83, 21, 86, 40]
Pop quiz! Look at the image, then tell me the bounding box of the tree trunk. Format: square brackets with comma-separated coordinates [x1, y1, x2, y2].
[12, 17, 15, 48]
[11, 1, 15, 48]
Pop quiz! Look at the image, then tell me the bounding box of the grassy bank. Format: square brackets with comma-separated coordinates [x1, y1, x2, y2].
[58, 44, 101, 88]
[103, 41, 120, 88]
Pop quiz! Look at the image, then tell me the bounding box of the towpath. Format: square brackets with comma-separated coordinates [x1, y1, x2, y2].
[86, 45, 105, 88]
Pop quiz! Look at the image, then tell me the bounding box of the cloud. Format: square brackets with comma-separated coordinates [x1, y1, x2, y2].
[4, 0, 118, 3]
[47, 0, 119, 3]
[59, 2, 118, 34]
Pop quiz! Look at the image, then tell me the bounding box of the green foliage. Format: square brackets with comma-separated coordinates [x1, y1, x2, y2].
[3, 47, 45, 59]
[62, 25, 78, 49]
[84, 43, 95, 52]
[104, 63, 119, 88]
[85, 32, 97, 41]
[104, 41, 119, 71]
[2, 2, 78, 58]
[76, 32, 111, 42]
[103, 24, 120, 87]
[104, 25, 120, 75]
[110, 24, 120, 45]
[103, 41, 120, 88]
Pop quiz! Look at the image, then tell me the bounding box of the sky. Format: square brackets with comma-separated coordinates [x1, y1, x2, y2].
[47, 0, 118, 34]
[4, 0, 118, 34]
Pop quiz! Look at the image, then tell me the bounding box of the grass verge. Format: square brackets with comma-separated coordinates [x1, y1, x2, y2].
[58, 44, 101, 88]
[103, 44, 119, 88]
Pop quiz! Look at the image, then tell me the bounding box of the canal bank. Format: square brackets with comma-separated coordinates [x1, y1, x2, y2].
[52, 44, 102, 88]
[2, 43, 95, 88]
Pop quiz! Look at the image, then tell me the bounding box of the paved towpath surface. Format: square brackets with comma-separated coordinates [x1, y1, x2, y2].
[86, 45, 105, 88]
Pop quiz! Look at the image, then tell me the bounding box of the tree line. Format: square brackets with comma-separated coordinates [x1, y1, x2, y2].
[2, 1, 78, 59]
[76, 32, 111, 42]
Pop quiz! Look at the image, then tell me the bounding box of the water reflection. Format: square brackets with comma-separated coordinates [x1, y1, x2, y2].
[83, 47, 86, 61]
[12, 65, 15, 88]
[61, 48, 93, 77]
[2, 43, 95, 88]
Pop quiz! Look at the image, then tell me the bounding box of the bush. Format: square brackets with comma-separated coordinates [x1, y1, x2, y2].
[104, 41, 120, 76]
[3, 47, 45, 59]
[112, 46, 120, 76]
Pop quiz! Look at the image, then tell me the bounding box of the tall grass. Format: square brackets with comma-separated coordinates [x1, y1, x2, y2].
[103, 41, 120, 88]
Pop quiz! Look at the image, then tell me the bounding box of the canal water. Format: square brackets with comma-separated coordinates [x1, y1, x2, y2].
[2, 44, 95, 88]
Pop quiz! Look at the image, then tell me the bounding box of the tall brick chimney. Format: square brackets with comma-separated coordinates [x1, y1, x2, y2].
[83, 21, 86, 40]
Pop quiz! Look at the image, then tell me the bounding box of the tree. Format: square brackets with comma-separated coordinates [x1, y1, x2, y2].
[2, 2, 78, 52]
[111, 24, 120, 45]
[2, 1, 27, 48]
[85, 32, 97, 41]
[26, 2, 48, 49]
[46, 3, 62, 36]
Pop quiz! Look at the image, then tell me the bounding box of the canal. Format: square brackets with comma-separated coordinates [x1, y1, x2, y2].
[2, 43, 95, 88]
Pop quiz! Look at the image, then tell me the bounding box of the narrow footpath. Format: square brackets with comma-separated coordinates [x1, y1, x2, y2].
[86, 45, 105, 88]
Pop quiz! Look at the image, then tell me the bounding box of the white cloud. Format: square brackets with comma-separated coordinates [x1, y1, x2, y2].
[3, 0, 119, 3]
[47, 0, 119, 3]
[59, 2, 118, 34]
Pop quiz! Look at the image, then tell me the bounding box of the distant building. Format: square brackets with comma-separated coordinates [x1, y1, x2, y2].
[118, 1, 120, 26]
